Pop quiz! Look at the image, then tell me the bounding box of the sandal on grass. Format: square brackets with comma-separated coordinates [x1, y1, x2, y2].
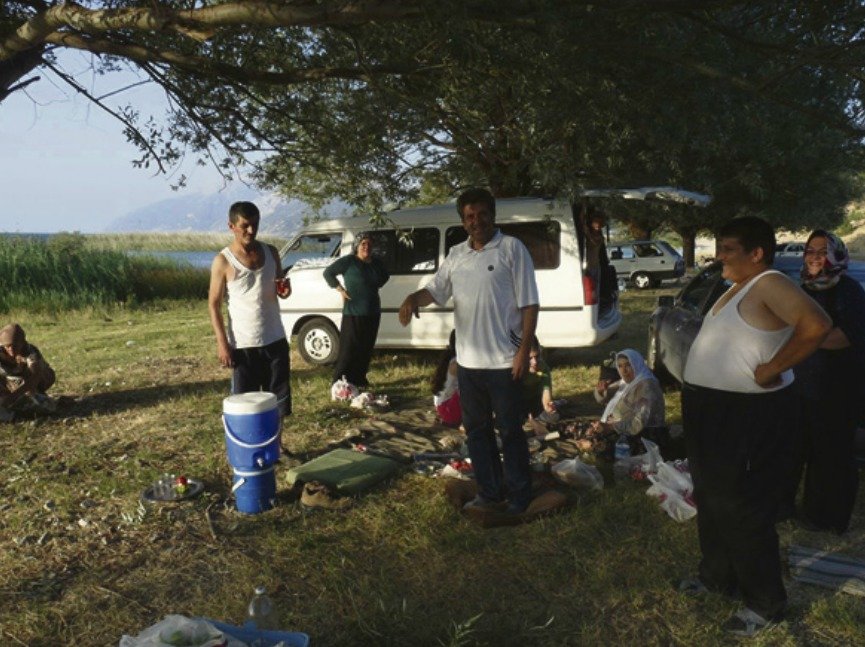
[722, 607, 775, 638]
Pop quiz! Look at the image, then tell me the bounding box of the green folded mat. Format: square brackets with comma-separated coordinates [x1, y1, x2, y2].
[286, 448, 400, 495]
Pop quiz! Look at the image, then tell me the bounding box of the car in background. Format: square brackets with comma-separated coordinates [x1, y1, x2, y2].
[776, 241, 806, 257]
[647, 257, 865, 385]
[608, 239, 685, 289]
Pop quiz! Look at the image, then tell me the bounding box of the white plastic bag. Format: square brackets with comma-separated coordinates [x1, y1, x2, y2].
[646, 477, 698, 522]
[640, 437, 663, 474]
[350, 392, 373, 409]
[119, 615, 246, 647]
[645, 460, 697, 522]
[551, 457, 604, 490]
[331, 376, 359, 402]
[655, 461, 693, 495]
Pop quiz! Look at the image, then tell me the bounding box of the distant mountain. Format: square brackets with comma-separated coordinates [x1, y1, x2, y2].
[104, 184, 351, 237]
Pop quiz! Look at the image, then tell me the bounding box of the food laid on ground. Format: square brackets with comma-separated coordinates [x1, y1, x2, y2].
[175, 474, 189, 495]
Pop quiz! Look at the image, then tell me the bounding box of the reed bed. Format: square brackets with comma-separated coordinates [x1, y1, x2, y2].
[75, 232, 287, 252]
[0, 235, 208, 312]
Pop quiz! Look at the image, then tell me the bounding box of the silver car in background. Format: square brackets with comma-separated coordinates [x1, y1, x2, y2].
[609, 239, 685, 289]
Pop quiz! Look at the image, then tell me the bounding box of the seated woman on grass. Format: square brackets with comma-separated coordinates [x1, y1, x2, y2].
[0, 323, 56, 420]
[590, 348, 666, 450]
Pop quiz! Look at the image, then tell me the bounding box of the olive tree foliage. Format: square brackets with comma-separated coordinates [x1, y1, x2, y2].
[636, 4, 864, 264]
[2, 1, 864, 234]
[245, 1, 865, 237]
[0, 0, 534, 177]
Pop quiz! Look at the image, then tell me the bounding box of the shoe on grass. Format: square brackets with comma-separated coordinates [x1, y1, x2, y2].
[504, 500, 529, 516]
[722, 607, 774, 638]
[301, 481, 352, 511]
[462, 495, 507, 512]
[677, 577, 709, 596]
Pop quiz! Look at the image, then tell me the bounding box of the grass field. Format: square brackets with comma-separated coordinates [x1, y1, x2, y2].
[1, 289, 864, 646]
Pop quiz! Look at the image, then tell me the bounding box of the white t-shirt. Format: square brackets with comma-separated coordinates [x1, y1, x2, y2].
[424, 230, 539, 369]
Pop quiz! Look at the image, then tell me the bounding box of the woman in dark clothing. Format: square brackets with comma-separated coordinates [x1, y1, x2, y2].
[323, 233, 390, 389]
[792, 230, 865, 534]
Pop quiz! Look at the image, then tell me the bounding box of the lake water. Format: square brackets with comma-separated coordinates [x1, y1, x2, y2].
[1, 234, 317, 270]
[128, 250, 215, 269]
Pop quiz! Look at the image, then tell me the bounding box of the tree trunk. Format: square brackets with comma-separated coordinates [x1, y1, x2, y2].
[673, 225, 699, 267]
[0, 49, 44, 104]
[681, 231, 696, 268]
[628, 222, 650, 240]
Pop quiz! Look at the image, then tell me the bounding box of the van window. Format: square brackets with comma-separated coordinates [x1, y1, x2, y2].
[282, 233, 342, 268]
[368, 228, 440, 274]
[444, 222, 561, 269]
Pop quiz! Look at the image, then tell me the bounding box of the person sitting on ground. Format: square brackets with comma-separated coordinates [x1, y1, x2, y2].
[522, 336, 558, 433]
[431, 330, 461, 427]
[0, 323, 56, 416]
[590, 348, 666, 449]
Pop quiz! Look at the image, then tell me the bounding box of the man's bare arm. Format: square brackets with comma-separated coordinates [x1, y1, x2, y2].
[398, 289, 436, 326]
[753, 275, 831, 387]
[269, 245, 291, 299]
[512, 304, 539, 380]
[208, 254, 234, 368]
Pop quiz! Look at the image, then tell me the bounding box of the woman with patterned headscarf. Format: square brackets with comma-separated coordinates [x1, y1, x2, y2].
[791, 230, 865, 534]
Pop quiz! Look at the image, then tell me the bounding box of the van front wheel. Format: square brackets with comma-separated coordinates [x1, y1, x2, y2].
[297, 319, 340, 365]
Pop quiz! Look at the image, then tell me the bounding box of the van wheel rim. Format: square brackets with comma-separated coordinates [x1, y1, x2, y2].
[304, 329, 332, 361]
[634, 274, 651, 289]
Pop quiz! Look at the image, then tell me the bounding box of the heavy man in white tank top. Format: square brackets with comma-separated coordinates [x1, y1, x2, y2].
[208, 202, 293, 416]
[680, 216, 831, 637]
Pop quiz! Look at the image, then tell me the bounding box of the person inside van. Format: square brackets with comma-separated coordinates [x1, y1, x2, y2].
[582, 205, 617, 311]
[323, 232, 390, 390]
[431, 330, 461, 427]
[590, 349, 666, 449]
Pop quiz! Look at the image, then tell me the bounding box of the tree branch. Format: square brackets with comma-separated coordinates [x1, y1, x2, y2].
[43, 60, 168, 174]
[43, 31, 424, 84]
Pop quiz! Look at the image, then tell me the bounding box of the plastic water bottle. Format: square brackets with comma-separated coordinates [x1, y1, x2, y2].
[248, 585, 277, 630]
[614, 434, 631, 461]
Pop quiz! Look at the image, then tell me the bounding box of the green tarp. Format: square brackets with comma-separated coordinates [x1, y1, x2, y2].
[286, 448, 400, 495]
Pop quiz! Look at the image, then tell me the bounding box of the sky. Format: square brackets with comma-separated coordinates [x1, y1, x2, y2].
[0, 56, 228, 233]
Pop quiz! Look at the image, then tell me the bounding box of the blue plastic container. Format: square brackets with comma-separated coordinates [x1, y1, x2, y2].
[203, 618, 309, 647]
[232, 466, 277, 514]
[223, 392, 281, 470]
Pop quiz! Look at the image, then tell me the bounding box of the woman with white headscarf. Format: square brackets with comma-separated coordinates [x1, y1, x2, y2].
[592, 348, 666, 446]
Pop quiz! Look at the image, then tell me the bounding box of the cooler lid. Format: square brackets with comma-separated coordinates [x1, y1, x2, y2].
[223, 392, 278, 414]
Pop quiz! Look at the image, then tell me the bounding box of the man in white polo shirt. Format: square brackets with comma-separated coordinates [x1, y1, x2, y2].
[399, 188, 540, 514]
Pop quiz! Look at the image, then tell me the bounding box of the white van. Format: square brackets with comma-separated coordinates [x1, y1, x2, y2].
[279, 189, 710, 365]
[278, 197, 623, 364]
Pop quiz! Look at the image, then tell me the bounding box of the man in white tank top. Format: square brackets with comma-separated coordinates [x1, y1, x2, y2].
[208, 202, 293, 416]
[680, 216, 830, 636]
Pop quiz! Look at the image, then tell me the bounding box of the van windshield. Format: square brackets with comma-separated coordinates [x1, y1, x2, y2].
[281, 233, 342, 269]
